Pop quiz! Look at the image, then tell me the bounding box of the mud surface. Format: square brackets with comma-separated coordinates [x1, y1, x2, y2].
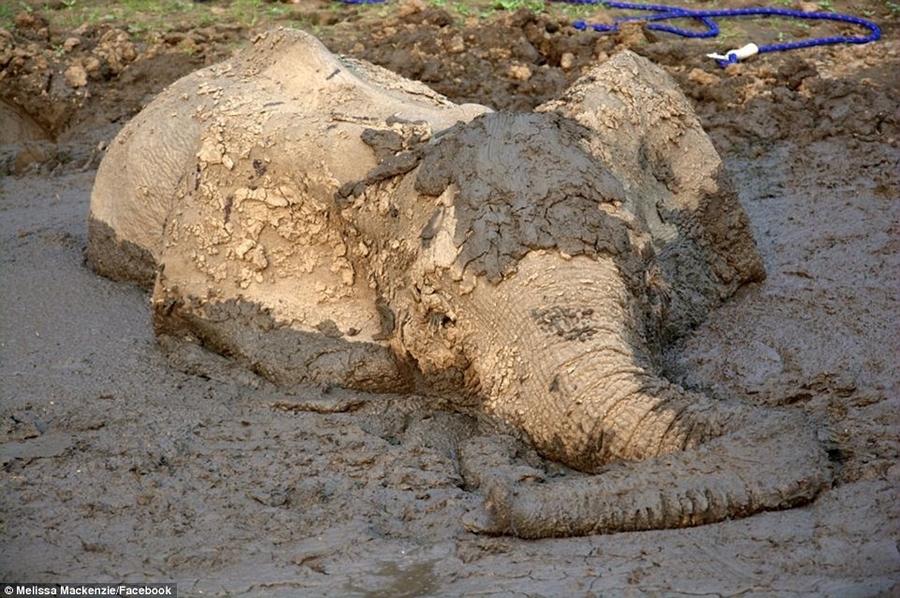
[1, 0, 898, 595]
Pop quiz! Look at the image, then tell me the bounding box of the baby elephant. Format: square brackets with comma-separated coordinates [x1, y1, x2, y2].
[88, 29, 832, 538]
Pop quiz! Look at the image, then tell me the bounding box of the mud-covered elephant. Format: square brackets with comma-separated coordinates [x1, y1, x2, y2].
[87, 29, 832, 538]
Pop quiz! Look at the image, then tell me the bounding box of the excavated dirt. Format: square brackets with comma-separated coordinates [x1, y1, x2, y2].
[1, 0, 898, 595]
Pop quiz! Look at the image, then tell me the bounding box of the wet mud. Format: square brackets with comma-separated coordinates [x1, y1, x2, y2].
[1, 0, 898, 595]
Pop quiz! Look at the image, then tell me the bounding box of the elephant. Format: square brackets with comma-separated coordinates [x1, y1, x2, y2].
[87, 28, 833, 538]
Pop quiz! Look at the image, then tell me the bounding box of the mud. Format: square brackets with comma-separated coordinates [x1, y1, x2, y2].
[413, 112, 630, 280]
[1, 0, 899, 595]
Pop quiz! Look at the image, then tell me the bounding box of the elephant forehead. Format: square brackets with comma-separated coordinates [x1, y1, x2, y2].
[415, 112, 636, 282]
[417, 112, 624, 201]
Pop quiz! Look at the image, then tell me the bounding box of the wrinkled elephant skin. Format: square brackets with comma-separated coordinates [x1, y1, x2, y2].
[88, 29, 832, 538]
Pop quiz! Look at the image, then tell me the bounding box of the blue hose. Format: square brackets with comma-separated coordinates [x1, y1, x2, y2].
[332, 0, 881, 67]
[563, 1, 881, 66]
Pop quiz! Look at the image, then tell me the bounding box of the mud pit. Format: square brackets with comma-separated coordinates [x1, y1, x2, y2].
[1, 1, 898, 595]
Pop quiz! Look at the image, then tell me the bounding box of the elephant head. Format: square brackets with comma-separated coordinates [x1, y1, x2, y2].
[88, 29, 832, 537]
[346, 108, 830, 537]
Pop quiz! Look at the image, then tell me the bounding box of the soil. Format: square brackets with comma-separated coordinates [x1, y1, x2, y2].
[1, 0, 898, 595]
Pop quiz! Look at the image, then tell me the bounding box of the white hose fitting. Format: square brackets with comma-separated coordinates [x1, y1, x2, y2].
[706, 43, 760, 62]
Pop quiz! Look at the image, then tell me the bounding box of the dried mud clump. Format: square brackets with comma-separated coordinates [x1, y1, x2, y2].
[0, 10, 244, 173]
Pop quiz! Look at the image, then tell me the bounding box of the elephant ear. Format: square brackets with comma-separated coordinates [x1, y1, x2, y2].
[538, 50, 765, 345]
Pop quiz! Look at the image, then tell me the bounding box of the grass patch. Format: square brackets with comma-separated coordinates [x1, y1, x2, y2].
[492, 0, 544, 11]
[0, 0, 308, 34]
[0, 2, 29, 30]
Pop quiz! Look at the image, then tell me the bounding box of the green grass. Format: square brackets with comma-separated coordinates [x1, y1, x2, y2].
[421, 0, 601, 21]
[492, 0, 544, 10]
[0, 0, 305, 34]
[0, 2, 29, 29]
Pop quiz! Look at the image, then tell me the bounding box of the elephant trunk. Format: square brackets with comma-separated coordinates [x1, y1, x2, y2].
[464, 406, 831, 538]
[427, 250, 833, 537]
[457, 250, 729, 472]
